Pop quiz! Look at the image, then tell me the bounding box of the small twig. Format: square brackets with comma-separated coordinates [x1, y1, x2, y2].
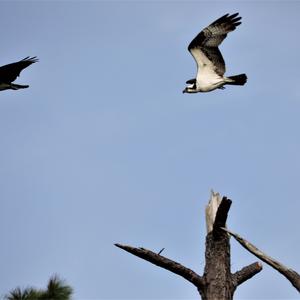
[157, 248, 165, 255]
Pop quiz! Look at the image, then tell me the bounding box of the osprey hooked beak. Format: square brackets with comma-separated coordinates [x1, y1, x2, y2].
[182, 88, 187, 94]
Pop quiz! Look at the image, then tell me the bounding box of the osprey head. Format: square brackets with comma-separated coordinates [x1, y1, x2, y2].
[183, 82, 197, 94]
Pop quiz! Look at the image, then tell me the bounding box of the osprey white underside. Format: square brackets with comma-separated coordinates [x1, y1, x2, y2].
[190, 48, 232, 92]
[195, 69, 232, 92]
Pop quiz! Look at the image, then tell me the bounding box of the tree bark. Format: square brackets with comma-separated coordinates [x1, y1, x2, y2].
[201, 231, 234, 299]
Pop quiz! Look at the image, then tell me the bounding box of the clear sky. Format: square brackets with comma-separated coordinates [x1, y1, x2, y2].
[0, 1, 299, 299]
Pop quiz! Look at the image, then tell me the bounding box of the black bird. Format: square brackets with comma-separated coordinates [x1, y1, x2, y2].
[0, 56, 38, 91]
[183, 13, 247, 94]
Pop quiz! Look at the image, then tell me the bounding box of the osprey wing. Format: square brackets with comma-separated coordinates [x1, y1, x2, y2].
[188, 13, 241, 49]
[188, 13, 241, 76]
[0, 56, 38, 83]
[189, 47, 225, 76]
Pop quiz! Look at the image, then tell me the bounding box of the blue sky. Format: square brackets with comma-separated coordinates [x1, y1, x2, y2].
[0, 1, 300, 299]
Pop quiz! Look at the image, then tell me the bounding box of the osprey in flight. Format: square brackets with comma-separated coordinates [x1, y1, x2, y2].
[183, 13, 247, 94]
[0, 56, 38, 91]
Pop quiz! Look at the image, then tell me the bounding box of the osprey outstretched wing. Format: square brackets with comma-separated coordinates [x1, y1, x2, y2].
[0, 56, 38, 91]
[183, 13, 247, 94]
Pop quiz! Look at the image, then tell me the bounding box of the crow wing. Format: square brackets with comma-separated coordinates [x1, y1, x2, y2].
[188, 13, 241, 76]
[0, 56, 38, 83]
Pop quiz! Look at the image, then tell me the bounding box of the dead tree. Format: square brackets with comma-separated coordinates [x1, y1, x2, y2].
[115, 191, 262, 299]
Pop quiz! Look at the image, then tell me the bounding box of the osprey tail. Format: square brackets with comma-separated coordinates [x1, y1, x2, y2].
[226, 74, 247, 85]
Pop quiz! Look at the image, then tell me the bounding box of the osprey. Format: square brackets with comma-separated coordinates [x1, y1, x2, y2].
[183, 13, 247, 94]
[0, 56, 38, 91]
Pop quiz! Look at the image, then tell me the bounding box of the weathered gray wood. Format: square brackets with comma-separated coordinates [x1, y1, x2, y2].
[205, 190, 222, 233]
[222, 227, 300, 292]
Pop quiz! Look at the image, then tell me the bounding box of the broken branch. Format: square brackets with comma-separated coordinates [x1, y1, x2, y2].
[232, 262, 263, 287]
[115, 243, 204, 290]
[221, 227, 300, 292]
[213, 197, 232, 238]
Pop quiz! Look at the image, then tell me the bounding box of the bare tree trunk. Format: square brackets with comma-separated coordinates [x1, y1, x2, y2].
[115, 191, 262, 299]
[200, 192, 235, 299]
[200, 231, 234, 299]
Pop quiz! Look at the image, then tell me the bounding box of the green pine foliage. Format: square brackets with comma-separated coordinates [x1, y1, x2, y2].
[5, 287, 42, 300]
[5, 276, 72, 300]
